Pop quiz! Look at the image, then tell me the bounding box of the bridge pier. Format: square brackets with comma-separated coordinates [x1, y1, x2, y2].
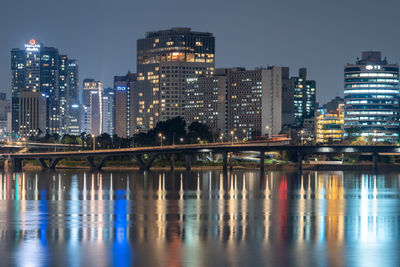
[12, 158, 23, 172]
[135, 153, 158, 172]
[222, 152, 228, 172]
[260, 151, 265, 173]
[298, 151, 303, 172]
[185, 154, 192, 171]
[49, 158, 60, 171]
[170, 154, 174, 171]
[97, 156, 108, 170]
[86, 156, 96, 170]
[38, 158, 49, 170]
[373, 152, 378, 172]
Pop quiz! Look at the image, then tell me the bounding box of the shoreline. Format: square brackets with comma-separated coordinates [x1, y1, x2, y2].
[16, 161, 400, 172]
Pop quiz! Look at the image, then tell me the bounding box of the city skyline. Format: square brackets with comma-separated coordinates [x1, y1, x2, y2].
[2, 0, 400, 105]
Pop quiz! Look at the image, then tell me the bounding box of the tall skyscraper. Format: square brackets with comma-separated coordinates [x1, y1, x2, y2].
[102, 87, 115, 135]
[82, 79, 103, 136]
[292, 68, 316, 127]
[11, 39, 78, 136]
[66, 60, 80, 135]
[137, 27, 215, 130]
[114, 73, 137, 138]
[344, 51, 399, 142]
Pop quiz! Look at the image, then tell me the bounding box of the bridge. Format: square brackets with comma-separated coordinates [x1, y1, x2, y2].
[5, 142, 400, 172]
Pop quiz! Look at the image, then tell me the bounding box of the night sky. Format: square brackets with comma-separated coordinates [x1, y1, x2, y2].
[1, 0, 400, 104]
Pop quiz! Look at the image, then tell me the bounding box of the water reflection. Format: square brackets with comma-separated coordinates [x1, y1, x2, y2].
[0, 170, 398, 266]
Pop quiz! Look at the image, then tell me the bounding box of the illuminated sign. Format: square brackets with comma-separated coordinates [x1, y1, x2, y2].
[117, 86, 126, 91]
[366, 65, 381, 70]
[24, 39, 41, 52]
[71, 104, 79, 108]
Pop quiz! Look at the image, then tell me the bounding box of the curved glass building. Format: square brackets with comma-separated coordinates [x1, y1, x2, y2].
[344, 51, 400, 143]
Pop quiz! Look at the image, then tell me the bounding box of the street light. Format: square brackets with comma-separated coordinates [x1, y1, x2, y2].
[242, 129, 247, 141]
[220, 133, 224, 143]
[374, 130, 377, 145]
[230, 130, 234, 145]
[92, 134, 95, 151]
[300, 130, 305, 145]
[180, 137, 184, 144]
[159, 133, 163, 147]
[266, 125, 270, 138]
[197, 137, 201, 143]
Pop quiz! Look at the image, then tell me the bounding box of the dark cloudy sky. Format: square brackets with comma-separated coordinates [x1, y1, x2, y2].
[1, 0, 400, 104]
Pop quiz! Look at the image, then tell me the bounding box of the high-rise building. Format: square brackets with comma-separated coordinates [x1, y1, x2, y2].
[292, 68, 316, 127]
[11, 39, 78, 136]
[137, 27, 215, 130]
[344, 51, 399, 142]
[114, 73, 137, 138]
[66, 60, 80, 135]
[225, 68, 267, 139]
[102, 87, 115, 135]
[262, 66, 294, 136]
[82, 79, 103, 136]
[185, 75, 227, 135]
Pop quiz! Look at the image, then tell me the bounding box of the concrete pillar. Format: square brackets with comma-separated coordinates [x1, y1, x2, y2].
[86, 156, 96, 170]
[12, 158, 23, 172]
[298, 151, 303, 172]
[222, 151, 228, 172]
[185, 154, 192, 171]
[170, 154, 174, 171]
[260, 151, 265, 173]
[373, 152, 378, 172]
[38, 158, 49, 170]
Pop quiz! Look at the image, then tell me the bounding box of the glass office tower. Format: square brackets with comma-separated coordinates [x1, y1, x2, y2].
[344, 51, 399, 143]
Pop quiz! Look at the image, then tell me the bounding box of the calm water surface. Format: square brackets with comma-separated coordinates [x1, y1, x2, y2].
[0, 170, 399, 266]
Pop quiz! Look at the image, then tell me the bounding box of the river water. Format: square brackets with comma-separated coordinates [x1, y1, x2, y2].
[0, 170, 399, 266]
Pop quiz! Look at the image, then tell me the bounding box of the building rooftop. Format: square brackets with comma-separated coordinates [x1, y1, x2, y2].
[145, 27, 213, 38]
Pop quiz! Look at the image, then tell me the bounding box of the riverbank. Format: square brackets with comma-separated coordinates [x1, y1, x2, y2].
[16, 159, 400, 172]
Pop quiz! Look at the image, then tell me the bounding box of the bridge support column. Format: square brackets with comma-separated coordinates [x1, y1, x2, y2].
[97, 157, 108, 171]
[86, 156, 96, 170]
[49, 158, 60, 171]
[298, 151, 303, 172]
[260, 151, 265, 173]
[170, 154, 174, 171]
[135, 153, 158, 172]
[38, 158, 49, 170]
[373, 152, 378, 172]
[12, 158, 23, 172]
[222, 152, 228, 172]
[185, 154, 192, 171]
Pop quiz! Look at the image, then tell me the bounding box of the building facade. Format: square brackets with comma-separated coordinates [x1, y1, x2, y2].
[262, 66, 294, 136]
[66, 60, 80, 135]
[114, 73, 137, 138]
[18, 91, 46, 136]
[137, 27, 215, 130]
[316, 104, 344, 143]
[292, 68, 316, 127]
[102, 87, 115, 135]
[185, 75, 227, 135]
[344, 51, 399, 143]
[82, 79, 103, 136]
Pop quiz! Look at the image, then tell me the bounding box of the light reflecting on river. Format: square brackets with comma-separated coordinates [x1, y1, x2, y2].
[0, 170, 399, 266]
